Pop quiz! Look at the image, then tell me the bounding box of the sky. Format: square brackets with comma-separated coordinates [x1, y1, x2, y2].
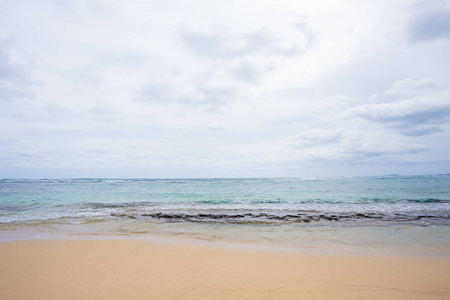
[1, 0, 450, 178]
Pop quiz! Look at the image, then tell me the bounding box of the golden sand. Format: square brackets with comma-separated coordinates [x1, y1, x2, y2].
[1, 239, 449, 299]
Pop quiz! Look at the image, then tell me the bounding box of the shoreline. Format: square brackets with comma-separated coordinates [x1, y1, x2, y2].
[2, 226, 450, 258]
[1, 238, 449, 299]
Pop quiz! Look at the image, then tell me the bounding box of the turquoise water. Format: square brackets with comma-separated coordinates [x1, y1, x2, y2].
[1, 176, 449, 254]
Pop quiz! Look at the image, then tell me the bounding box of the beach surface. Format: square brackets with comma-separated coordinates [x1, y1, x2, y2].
[1, 239, 449, 299]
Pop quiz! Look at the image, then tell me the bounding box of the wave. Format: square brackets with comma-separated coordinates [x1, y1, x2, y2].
[110, 211, 450, 225]
[3, 201, 450, 226]
[79, 198, 450, 209]
[406, 199, 450, 203]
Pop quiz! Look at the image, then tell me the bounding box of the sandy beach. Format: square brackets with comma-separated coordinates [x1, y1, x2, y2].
[0, 239, 449, 300]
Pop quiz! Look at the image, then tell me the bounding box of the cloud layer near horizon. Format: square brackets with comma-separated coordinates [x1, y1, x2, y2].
[1, 0, 450, 178]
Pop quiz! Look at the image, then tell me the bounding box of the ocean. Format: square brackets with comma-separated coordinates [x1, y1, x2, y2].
[1, 176, 449, 255]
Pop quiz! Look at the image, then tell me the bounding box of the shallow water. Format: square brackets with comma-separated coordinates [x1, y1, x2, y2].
[1, 176, 449, 255]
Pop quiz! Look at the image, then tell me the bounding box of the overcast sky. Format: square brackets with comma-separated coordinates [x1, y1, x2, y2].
[1, 0, 450, 178]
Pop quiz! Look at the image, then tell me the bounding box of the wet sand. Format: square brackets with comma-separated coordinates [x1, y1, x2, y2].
[0, 239, 449, 299]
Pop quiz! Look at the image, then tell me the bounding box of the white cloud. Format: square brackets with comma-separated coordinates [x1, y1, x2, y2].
[350, 97, 450, 136]
[384, 78, 437, 96]
[232, 60, 268, 84]
[1, 0, 450, 178]
[408, 1, 450, 42]
[291, 129, 341, 149]
[180, 25, 313, 59]
[0, 38, 39, 102]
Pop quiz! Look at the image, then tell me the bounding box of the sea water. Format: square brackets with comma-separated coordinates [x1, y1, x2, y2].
[1, 176, 449, 255]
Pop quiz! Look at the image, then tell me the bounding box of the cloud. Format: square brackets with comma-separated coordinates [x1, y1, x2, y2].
[140, 22, 316, 109]
[409, 8, 450, 42]
[350, 97, 450, 136]
[45, 102, 77, 119]
[136, 81, 235, 108]
[87, 104, 117, 123]
[338, 143, 430, 167]
[136, 84, 172, 104]
[180, 25, 314, 59]
[208, 121, 227, 132]
[232, 61, 260, 83]
[193, 85, 234, 106]
[43, 101, 117, 124]
[295, 22, 315, 48]
[64, 69, 103, 88]
[2, 1, 450, 177]
[0, 138, 42, 167]
[384, 78, 437, 96]
[0, 39, 37, 102]
[291, 129, 341, 149]
[401, 125, 444, 137]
